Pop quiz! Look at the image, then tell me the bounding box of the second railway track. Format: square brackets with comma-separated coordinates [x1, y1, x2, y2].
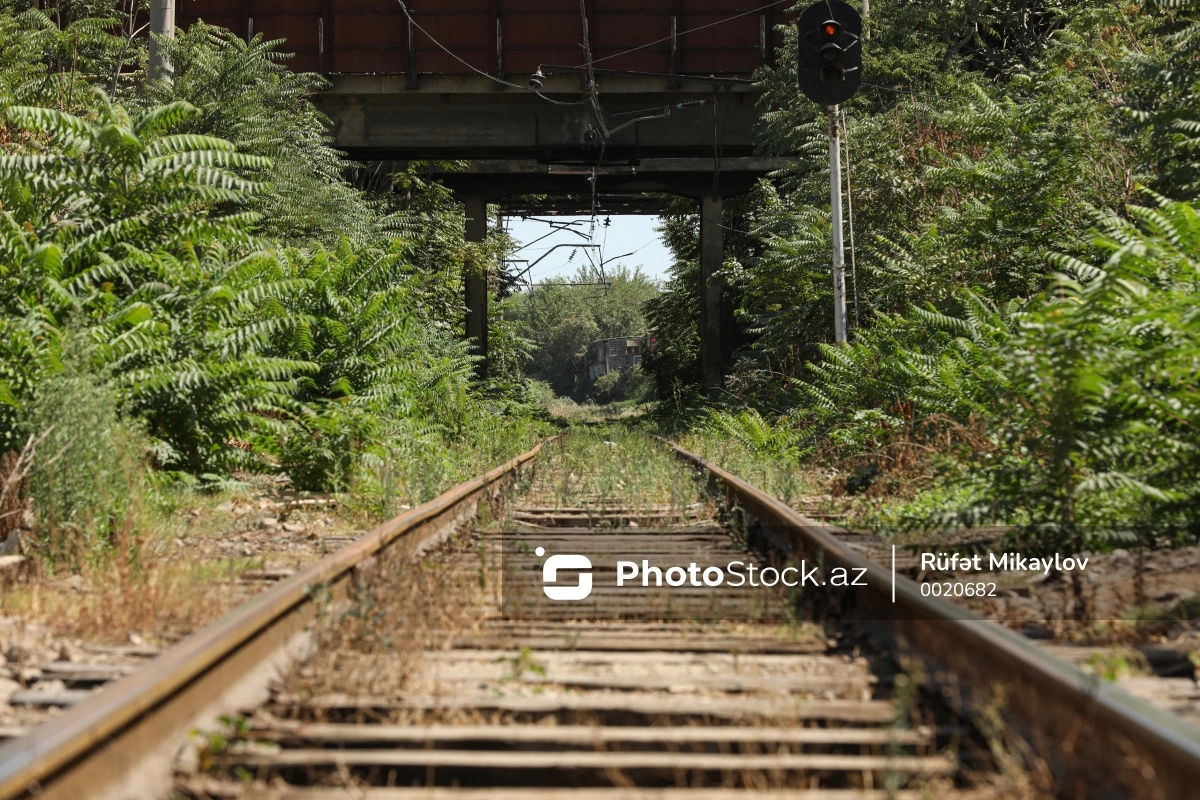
[0, 431, 1198, 799]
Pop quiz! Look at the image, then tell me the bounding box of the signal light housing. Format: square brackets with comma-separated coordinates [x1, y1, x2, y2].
[796, 0, 862, 106]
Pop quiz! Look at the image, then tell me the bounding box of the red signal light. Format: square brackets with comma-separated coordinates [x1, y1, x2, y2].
[796, 1, 862, 105]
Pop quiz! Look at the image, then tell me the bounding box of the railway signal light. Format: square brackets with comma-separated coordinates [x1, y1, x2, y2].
[796, 1, 862, 346]
[796, 0, 862, 107]
[819, 20, 845, 84]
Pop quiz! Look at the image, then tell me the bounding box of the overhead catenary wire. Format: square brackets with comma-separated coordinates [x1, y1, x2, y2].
[573, 0, 609, 228]
[574, 0, 792, 69]
[400, 0, 777, 275]
[523, 234, 659, 283]
[544, 66, 752, 85]
[400, 0, 742, 228]
[512, 220, 592, 253]
[393, 0, 586, 106]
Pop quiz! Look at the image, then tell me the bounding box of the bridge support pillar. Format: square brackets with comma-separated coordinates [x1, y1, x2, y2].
[464, 196, 488, 380]
[699, 195, 730, 392]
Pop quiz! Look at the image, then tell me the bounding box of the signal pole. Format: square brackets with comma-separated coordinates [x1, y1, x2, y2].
[149, 0, 175, 83]
[827, 105, 848, 345]
[797, 0, 860, 346]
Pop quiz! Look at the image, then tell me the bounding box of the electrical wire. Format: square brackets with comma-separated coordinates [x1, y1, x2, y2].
[512, 223, 591, 253]
[576, 0, 792, 69]
[711, 85, 732, 202]
[699, 215, 761, 238]
[579, 0, 596, 87]
[524, 235, 658, 283]
[394, 0, 587, 106]
[570, 0, 610, 227]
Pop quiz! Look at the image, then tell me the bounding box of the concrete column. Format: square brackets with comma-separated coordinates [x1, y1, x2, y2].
[148, 0, 176, 83]
[464, 196, 489, 380]
[699, 195, 726, 392]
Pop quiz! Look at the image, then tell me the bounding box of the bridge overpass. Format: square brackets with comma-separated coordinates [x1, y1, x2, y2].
[174, 0, 794, 387]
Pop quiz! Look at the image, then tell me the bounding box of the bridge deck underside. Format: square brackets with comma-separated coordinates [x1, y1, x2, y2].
[310, 76, 780, 391]
[314, 79, 761, 162]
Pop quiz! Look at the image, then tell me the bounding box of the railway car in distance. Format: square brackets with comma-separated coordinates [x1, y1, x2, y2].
[587, 336, 645, 384]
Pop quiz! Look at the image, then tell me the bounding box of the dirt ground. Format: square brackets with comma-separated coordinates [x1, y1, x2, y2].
[961, 545, 1200, 729]
[0, 477, 380, 736]
[804, 489, 1200, 731]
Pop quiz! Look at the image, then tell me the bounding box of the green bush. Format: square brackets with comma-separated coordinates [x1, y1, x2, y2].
[277, 404, 372, 492]
[590, 371, 622, 403]
[504, 265, 658, 399]
[790, 196, 1200, 549]
[590, 365, 650, 405]
[0, 8, 545, 553]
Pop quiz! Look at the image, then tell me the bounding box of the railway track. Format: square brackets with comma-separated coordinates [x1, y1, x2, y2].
[0, 433, 1198, 799]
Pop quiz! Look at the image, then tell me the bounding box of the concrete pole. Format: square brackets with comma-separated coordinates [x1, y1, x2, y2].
[828, 105, 848, 346]
[148, 0, 176, 83]
[699, 195, 725, 391]
[464, 196, 489, 380]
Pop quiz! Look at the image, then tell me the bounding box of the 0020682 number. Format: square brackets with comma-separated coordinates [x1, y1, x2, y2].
[919, 581, 997, 598]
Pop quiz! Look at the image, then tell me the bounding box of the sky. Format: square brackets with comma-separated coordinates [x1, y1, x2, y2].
[503, 215, 674, 286]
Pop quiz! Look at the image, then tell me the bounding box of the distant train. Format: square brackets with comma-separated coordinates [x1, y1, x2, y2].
[586, 336, 646, 384]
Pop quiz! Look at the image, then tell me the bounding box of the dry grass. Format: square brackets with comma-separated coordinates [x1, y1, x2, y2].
[279, 523, 495, 720]
[0, 543, 257, 646]
[0, 481, 369, 647]
[191, 431, 1065, 798]
[542, 397, 651, 424]
[1, 418, 545, 653]
[533, 429, 712, 512]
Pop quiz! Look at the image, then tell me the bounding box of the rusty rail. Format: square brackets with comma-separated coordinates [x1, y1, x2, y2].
[666, 440, 1200, 800]
[5, 434, 1200, 799]
[0, 438, 552, 800]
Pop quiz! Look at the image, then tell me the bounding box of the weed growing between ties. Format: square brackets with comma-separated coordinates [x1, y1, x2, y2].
[675, 414, 822, 510]
[530, 428, 711, 516]
[248, 440, 976, 796]
[280, 520, 498, 717]
[347, 416, 548, 519]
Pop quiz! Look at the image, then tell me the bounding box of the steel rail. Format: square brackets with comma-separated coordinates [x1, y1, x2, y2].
[666, 440, 1200, 800]
[0, 438, 553, 800]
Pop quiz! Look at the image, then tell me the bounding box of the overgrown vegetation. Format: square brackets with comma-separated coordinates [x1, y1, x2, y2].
[0, 2, 541, 568]
[644, 0, 1200, 550]
[503, 264, 658, 402]
[6, 0, 1199, 572]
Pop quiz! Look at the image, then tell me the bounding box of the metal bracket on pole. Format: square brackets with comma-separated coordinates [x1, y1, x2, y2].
[828, 104, 848, 345]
